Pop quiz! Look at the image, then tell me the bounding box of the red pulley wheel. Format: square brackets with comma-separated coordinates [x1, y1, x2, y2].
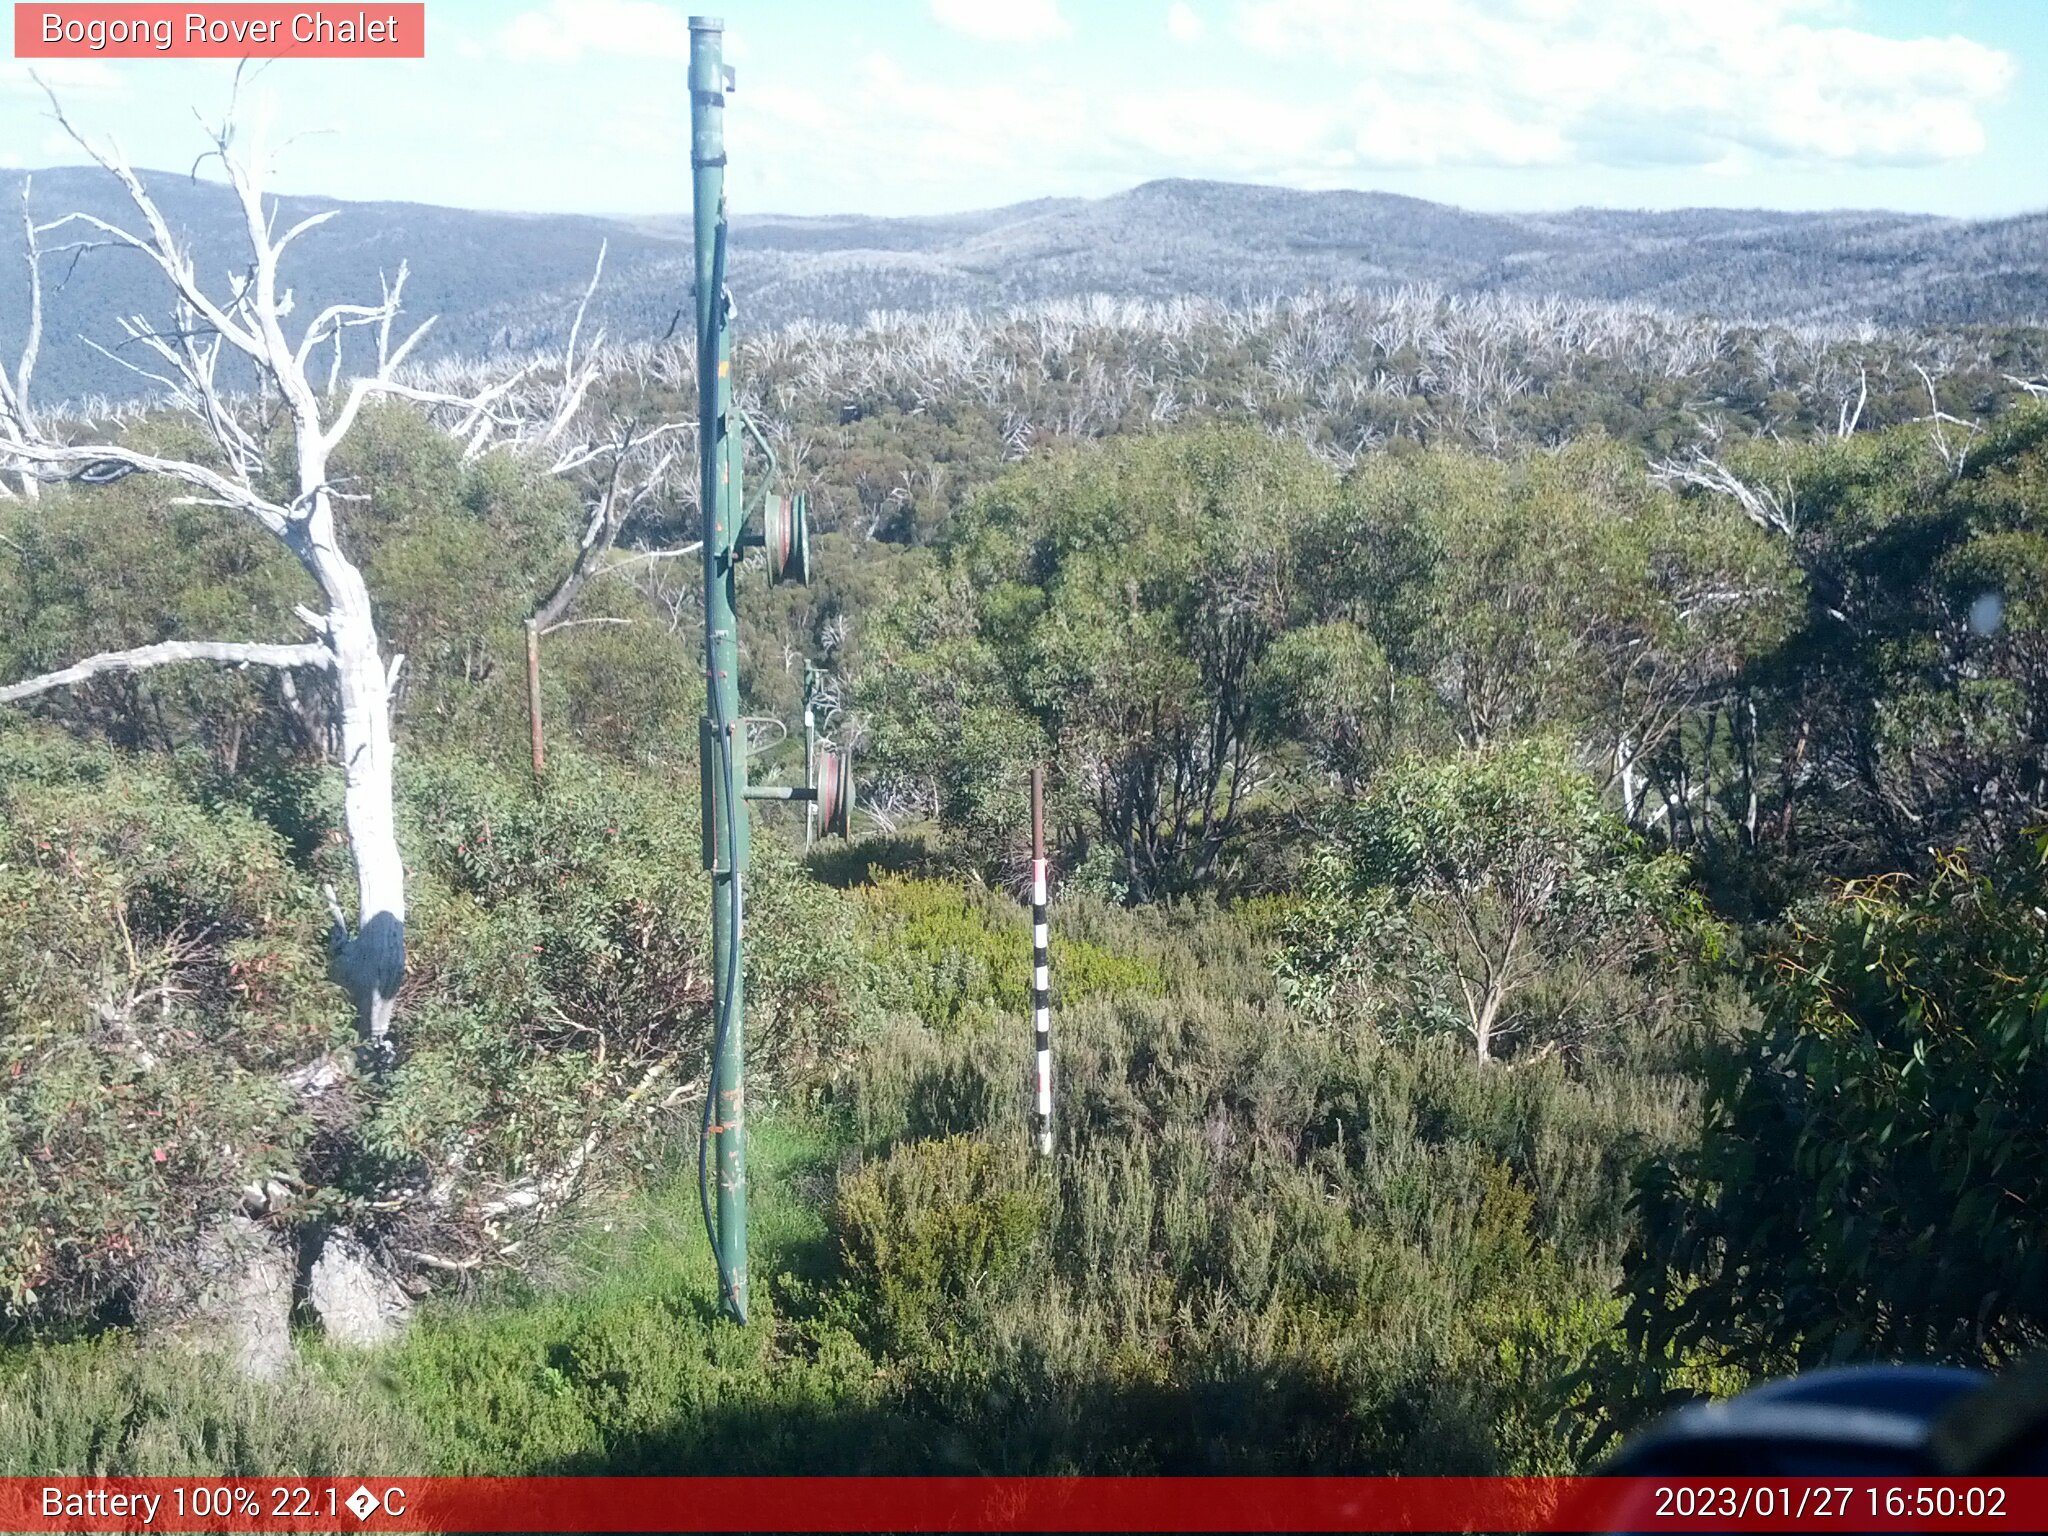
[815, 746, 853, 839]
[765, 490, 811, 586]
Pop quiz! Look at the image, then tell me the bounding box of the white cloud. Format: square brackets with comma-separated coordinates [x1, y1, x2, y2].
[1228, 0, 2014, 170]
[929, 0, 1070, 45]
[0, 58, 122, 97]
[747, 0, 2014, 218]
[497, 0, 695, 63]
[587, 0, 2019, 216]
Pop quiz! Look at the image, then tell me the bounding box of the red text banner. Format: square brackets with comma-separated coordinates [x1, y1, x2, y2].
[14, 5, 425, 59]
[3, 1477, 2047, 1532]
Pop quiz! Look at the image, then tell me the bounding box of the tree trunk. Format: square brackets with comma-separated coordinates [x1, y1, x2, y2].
[1616, 733, 1641, 825]
[1779, 712, 1810, 848]
[330, 605, 405, 1044]
[1473, 982, 1504, 1064]
[299, 478, 406, 1046]
[1739, 694, 1760, 849]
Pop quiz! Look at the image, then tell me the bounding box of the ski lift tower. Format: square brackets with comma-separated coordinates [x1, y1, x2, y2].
[690, 15, 852, 1325]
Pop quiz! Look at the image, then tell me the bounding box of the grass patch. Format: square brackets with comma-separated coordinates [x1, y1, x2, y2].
[1, 1115, 890, 1476]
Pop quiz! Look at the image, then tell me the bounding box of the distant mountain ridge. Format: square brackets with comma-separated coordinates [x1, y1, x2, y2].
[2, 169, 2041, 403]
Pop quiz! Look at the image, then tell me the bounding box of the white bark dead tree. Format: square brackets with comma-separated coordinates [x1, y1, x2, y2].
[0, 87, 514, 1046]
[0, 177, 45, 500]
[1649, 444, 1799, 540]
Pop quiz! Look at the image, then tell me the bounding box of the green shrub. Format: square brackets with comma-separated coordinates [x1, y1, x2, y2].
[0, 727, 348, 1323]
[859, 876, 1162, 1033]
[0, 725, 882, 1330]
[1629, 841, 2048, 1372]
[1279, 740, 1701, 1061]
[815, 967, 1697, 1473]
[0, 1337, 418, 1475]
[833, 1136, 1049, 1355]
[352, 751, 879, 1251]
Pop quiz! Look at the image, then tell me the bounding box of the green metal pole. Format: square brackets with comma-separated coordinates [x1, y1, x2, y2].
[691, 14, 747, 1324]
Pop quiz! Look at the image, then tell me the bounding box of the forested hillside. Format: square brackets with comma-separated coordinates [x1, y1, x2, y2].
[11, 165, 2048, 402]
[6, 154, 2048, 1475]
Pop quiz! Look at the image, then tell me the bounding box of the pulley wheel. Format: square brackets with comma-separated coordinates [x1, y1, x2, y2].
[765, 490, 811, 586]
[815, 746, 853, 839]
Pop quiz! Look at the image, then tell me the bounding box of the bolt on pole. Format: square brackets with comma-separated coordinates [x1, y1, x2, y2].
[1031, 767, 1052, 1156]
[691, 13, 747, 1324]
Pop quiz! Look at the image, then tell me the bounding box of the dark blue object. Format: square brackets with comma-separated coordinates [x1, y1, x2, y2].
[1604, 1365, 1992, 1476]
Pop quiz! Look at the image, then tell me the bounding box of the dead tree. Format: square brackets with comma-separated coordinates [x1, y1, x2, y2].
[524, 414, 693, 774]
[1649, 443, 1799, 540]
[512, 258, 698, 776]
[0, 178, 44, 500]
[0, 89, 518, 1046]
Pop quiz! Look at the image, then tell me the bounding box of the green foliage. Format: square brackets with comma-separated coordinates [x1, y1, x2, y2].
[1252, 620, 1411, 790]
[857, 876, 1162, 1033]
[12, 324, 2048, 1483]
[855, 431, 1803, 907]
[1628, 842, 2048, 1372]
[533, 619, 705, 769]
[0, 726, 347, 1321]
[0, 1337, 418, 1475]
[1650, 407, 2048, 875]
[330, 407, 586, 746]
[1280, 740, 1700, 1060]
[819, 967, 1696, 1473]
[0, 724, 880, 1329]
[0, 401, 692, 774]
[861, 426, 1333, 897]
[2, 874, 1699, 1477]
[1, 1122, 901, 1477]
[366, 751, 720, 1185]
[834, 1136, 1049, 1356]
[364, 751, 877, 1227]
[0, 444, 312, 767]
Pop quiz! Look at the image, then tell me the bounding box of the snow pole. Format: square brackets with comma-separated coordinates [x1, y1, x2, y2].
[1031, 766, 1052, 1156]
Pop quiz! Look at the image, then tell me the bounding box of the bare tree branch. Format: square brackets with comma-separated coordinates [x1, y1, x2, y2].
[0, 640, 330, 703]
[595, 541, 703, 578]
[1649, 446, 1798, 539]
[9, 439, 293, 534]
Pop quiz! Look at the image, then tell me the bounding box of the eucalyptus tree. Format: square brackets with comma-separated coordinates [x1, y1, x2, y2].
[1315, 440, 1797, 833]
[1280, 739, 1692, 1063]
[862, 426, 1330, 896]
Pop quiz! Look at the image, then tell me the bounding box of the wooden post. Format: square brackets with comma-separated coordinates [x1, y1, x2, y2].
[1030, 766, 1052, 1156]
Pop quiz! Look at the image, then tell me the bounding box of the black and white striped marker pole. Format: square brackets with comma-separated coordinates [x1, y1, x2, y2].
[1030, 766, 1052, 1156]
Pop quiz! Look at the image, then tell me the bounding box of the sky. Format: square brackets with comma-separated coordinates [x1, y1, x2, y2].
[0, 0, 2043, 221]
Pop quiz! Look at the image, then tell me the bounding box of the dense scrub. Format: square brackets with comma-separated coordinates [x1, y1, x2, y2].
[1630, 838, 2048, 1376]
[5, 888, 1717, 1475]
[0, 725, 869, 1333]
[7, 290, 2048, 1473]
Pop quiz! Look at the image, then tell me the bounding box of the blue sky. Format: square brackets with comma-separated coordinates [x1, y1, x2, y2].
[2, 0, 2043, 219]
